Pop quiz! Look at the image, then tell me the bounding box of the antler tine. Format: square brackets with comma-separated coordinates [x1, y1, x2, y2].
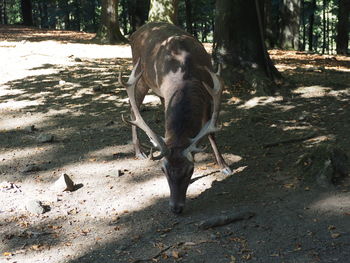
[182, 67, 223, 161]
[123, 59, 168, 160]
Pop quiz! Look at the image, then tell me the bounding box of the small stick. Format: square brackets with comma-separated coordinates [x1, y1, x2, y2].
[263, 132, 317, 148]
[198, 211, 255, 230]
[132, 242, 184, 263]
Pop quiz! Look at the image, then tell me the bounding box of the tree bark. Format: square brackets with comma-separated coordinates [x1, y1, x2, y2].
[322, 0, 327, 54]
[148, 0, 179, 24]
[41, 1, 48, 28]
[58, 0, 70, 30]
[21, 0, 33, 26]
[0, 0, 7, 24]
[213, 0, 282, 96]
[96, 0, 128, 44]
[185, 0, 193, 34]
[279, 0, 300, 50]
[308, 0, 316, 51]
[301, 0, 306, 51]
[264, 0, 280, 48]
[336, 0, 350, 55]
[128, 0, 150, 33]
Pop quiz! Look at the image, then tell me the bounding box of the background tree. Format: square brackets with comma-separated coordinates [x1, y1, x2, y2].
[213, 0, 281, 95]
[21, 0, 33, 25]
[148, 0, 179, 24]
[184, 0, 193, 34]
[128, 0, 149, 33]
[336, 0, 350, 54]
[0, 0, 8, 24]
[279, 0, 301, 50]
[96, 0, 127, 44]
[307, 0, 317, 51]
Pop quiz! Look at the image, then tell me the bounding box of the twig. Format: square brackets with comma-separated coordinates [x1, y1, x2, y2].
[131, 242, 184, 263]
[263, 132, 317, 148]
[198, 211, 255, 230]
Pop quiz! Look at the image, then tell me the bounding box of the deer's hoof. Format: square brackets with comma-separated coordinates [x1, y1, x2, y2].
[221, 167, 232, 175]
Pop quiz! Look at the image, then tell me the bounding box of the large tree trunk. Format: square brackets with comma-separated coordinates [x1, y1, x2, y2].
[96, 0, 128, 44]
[308, 0, 316, 51]
[279, 0, 300, 50]
[148, 0, 179, 24]
[21, 0, 33, 26]
[336, 0, 350, 55]
[213, 0, 281, 96]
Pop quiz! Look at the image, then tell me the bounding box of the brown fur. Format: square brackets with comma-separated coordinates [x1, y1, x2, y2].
[130, 22, 213, 149]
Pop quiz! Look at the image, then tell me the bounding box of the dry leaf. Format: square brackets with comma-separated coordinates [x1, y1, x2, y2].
[172, 250, 180, 259]
[331, 233, 341, 239]
[328, 225, 336, 230]
[283, 183, 294, 189]
[3, 252, 12, 256]
[31, 244, 42, 251]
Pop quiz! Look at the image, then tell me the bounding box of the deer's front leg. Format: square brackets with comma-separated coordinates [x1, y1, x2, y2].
[208, 134, 232, 175]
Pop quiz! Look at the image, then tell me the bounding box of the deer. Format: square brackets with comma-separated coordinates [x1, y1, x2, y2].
[120, 22, 231, 214]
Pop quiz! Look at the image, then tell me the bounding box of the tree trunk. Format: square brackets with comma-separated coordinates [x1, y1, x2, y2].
[72, 0, 81, 31]
[21, 0, 33, 26]
[301, 0, 306, 51]
[38, 1, 49, 28]
[0, 0, 6, 24]
[308, 0, 316, 51]
[96, 0, 128, 44]
[336, 0, 350, 55]
[322, 0, 327, 54]
[264, 0, 280, 48]
[128, 0, 149, 33]
[185, 0, 193, 34]
[279, 0, 300, 50]
[213, 0, 282, 96]
[148, 0, 179, 24]
[58, 0, 70, 30]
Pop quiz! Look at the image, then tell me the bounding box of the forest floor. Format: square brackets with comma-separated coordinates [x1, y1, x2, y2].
[0, 25, 350, 263]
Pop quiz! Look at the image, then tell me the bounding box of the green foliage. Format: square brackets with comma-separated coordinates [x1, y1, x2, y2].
[148, 0, 176, 23]
[6, 0, 22, 24]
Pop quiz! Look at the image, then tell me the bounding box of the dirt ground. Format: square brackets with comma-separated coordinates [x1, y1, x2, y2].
[1, 25, 350, 263]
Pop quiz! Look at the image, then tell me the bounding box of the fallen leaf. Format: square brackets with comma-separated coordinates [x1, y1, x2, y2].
[172, 250, 180, 259]
[331, 233, 341, 239]
[3, 252, 12, 256]
[283, 183, 295, 189]
[31, 244, 42, 251]
[328, 225, 336, 230]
